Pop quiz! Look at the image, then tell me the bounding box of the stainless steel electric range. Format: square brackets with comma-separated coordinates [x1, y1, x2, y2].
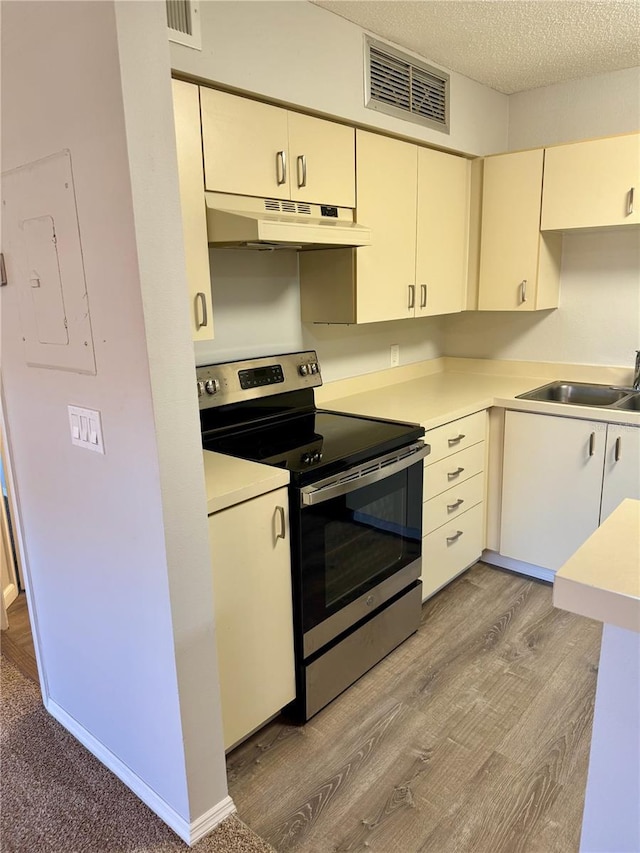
[198, 351, 429, 721]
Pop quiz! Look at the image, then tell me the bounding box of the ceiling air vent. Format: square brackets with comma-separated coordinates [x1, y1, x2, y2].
[166, 0, 201, 50]
[365, 36, 449, 134]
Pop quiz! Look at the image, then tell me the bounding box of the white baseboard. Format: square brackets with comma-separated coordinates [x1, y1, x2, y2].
[3, 581, 18, 609]
[45, 697, 236, 845]
[482, 550, 555, 584]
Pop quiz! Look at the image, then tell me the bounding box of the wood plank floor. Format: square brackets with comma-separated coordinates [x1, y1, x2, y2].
[226, 563, 602, 853]
[1, 565, 602, 852]
[1, 592, 39, 685]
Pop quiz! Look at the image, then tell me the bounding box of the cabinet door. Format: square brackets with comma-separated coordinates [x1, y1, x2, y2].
[601, 424, 640, 523]
[355, 130, 417, 324]
[500, 412, 605, 571]
[542, 134, 640, 230]
[172, 80, 214, 341]
[415, 148, 469, 317]
[478, 149, 545, 311]
[200, 88, 290, 198]
[209, 488, 295, 750]
[288, 112, 355, 208]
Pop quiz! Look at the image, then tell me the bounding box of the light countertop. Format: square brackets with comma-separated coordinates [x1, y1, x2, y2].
[202, 358, 639, 513]
[203, 451, 289, 515]
[553, 498, 640, 632]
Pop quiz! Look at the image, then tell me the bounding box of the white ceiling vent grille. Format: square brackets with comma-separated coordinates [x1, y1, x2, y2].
[166, 0, 201, 50]
[365, 37, 449, 134]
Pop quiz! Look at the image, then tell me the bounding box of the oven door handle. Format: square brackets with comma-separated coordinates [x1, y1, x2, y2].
[300, 442, 430, 507]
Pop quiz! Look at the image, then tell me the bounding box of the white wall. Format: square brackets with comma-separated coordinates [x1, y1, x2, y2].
[508, 67, 640, 150]
[171, 1, 509, 157]
[1, 0, 227, 837]
[444, 68, 640, 369]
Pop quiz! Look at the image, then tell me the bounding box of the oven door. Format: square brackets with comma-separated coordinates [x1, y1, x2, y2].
[297, 441, 429, 658]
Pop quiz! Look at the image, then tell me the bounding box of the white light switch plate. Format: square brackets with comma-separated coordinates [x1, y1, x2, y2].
[68, 405, 104, 454]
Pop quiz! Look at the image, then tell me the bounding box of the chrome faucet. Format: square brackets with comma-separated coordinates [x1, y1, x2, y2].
[634, 350, 640, 391]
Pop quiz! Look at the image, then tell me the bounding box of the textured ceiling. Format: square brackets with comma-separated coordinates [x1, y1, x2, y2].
[311, 0, 640, 94]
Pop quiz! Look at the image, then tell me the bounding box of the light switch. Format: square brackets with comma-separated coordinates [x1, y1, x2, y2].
[68, 405, 104, 454]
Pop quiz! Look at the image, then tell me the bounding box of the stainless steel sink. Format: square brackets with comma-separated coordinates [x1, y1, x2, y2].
[612, 393, 640, 411]
[517, 381, 632, 408]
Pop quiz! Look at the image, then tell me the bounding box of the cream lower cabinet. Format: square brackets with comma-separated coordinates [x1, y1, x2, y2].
[600, 423, 640, 523]
[421, 411, 487, 600]
[478, 148, 562, 311]
[208, 487, 295, 750]
[199, 88, 355, 207]
[300, 131, 469, 324]
[541, 133, 640, 231]
[172, 79, 214, 341]
[500, 412, 640, 572]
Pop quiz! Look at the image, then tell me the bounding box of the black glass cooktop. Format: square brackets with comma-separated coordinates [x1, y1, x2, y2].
[202, 409, 424, 485]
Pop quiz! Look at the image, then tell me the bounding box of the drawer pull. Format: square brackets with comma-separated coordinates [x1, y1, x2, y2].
[447, 467, 465, 480]
[275, 506, 286, 540]
[447, 434, 466, 446]
[447, 498, 465, 512]
[446, 530, 464, 544]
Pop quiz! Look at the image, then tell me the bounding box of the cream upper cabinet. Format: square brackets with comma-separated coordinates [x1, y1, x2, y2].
[478, 148, 562, 312]
[354, 129, 418, 323]
[541, 133, 640, 231]
[415, 147, 469, 317]
[172, 79, 214, 341]
[200, 88, 290, 199]
[200, 88, 355, 207]
[287, 112, 355, 208]
[300, 132, 469, 324]
[209, 487, 295, 751]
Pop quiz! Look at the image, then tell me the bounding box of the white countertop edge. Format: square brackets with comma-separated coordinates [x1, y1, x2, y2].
[554, 575, 640, 633]
[493, 395, 640, 427]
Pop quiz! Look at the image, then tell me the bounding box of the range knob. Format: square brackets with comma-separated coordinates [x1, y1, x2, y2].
[197, 380, 205, 397]
[309, 362, 319, 374]
[299, 364, 309, 376]
[204, 378, 220, 395]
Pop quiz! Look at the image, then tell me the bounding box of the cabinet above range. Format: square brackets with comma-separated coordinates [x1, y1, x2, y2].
[200, 87, 356, 208]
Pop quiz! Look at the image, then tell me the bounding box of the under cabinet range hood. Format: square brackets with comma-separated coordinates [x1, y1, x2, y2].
[205, 192, 371, 250]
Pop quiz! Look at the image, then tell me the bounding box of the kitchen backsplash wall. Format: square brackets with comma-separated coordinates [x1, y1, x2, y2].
[443, 229, 640, 368]
[194, 250, 445, 381]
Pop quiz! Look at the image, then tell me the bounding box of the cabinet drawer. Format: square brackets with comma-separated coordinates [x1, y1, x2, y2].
[423, 472, 484, 535]
[425, 410, 487, 464]
[421, 503, 484, 601]
[423, 441, 485, 501]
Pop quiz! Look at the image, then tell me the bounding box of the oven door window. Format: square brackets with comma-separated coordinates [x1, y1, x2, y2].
[300, 463, 422, 635]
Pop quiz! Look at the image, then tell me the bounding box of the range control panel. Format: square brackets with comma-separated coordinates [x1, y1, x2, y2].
[196, 350, 322, 409]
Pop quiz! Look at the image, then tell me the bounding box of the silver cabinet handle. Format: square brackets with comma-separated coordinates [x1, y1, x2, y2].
[446, 530, 464, 544]
[447, 434, 466, 447]
[297, 154, 307, 188]
[420, 284, 427, 308]
[520, 280, 528, 303]
[447, 466, 465, 480]
[447, 498, 464, 512]
[589, 432, 596, 457]
[276, 150, 287, 186]
[275, 505, 286, 540]
[0, 253, 7, 287]
[628, 187, 635, 216]
[408, 285, 415, 309]
[195, 291, 208, 329]
[615, 436, 622, 462]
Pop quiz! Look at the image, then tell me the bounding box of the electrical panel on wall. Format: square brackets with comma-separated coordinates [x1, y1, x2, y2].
[1, 150, 97, 375]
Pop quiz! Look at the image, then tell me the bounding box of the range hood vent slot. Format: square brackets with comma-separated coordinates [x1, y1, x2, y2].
[205, 192, 371, 250]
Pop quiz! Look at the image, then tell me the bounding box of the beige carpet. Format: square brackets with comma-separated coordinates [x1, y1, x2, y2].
[0, 657, 275, 853]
